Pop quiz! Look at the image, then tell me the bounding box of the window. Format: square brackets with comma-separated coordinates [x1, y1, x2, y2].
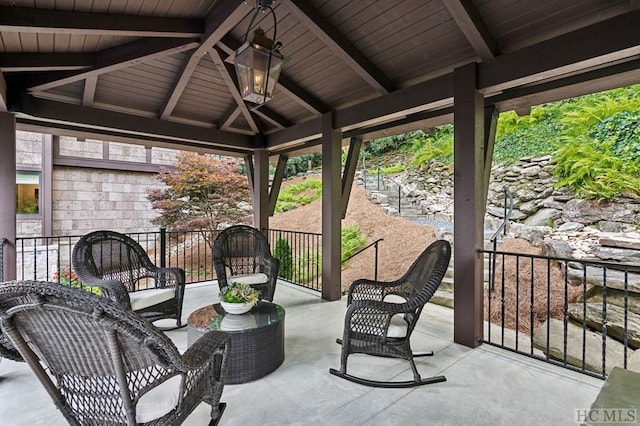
[17, 171, 40, 215]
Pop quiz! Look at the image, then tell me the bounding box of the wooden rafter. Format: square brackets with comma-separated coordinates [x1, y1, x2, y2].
[0, 73, 7, 112]
[219, 106, 241, 130]
[0, 53, 92, 72]
[280, 0, 394, 94]
[159, 0, 248, 119]
[0, 6, 201, 37]
[442, 0, 498, 59]
[25, 38, 200, 92]
[82, 76, 97, 107]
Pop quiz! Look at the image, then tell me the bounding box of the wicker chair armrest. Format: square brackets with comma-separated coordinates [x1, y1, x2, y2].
[343, 300, 408, 338]
[75, 277, 131, 309]
[347, 299, 411, 317]
[154, 267, 186, 288]
[347, 278, 401, 304]
[181, 330, 230, 370]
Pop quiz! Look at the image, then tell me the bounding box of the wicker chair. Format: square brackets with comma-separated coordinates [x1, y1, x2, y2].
[72, 230, 186, 328]
[0, 280, 230, 425]
[213, 225, 280, 302]
[0, 238, 23, 363]
[329, 240, 451, 388]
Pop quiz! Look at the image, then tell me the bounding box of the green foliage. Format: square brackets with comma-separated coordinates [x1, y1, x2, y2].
[369, 164, 405, 174]
[363, 131, 424, 157]
[275, 179, 322, 212]
[219, 282, 259, 304]
[274, 237, 293, 280]
[411, 124, 454, 167]
[295, 250, 321, 284]
[53, 265, 101, 295]
[341, 224, 366, 263]
[590, 110, 640, 161]
[284, 153, 322, 177]
[147, 152, 250, 248]
[553, 138, 640, 201]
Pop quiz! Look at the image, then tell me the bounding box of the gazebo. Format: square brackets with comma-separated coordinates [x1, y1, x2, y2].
[1, 0, 639, 349]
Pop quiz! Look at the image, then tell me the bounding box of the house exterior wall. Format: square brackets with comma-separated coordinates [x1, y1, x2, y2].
[16, 132, 178, 239]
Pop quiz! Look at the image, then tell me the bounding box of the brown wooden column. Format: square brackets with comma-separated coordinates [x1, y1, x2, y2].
[453, 63, 485, 348]
[321, 113, 342, 301]
[0, 112, 16, 280]
[253, 149, 269, 232]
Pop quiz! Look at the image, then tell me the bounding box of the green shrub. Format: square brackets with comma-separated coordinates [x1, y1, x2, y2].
[590, 110, 640, 161]
[341, 224, 366, 263]
[553, 137, 640, 200]
[411, 125, 454, 167]
[369, 164, 405, 175]
[274, 237, 293, 280]
[294, 250, 321, 284]
[275, 179, 322, 212]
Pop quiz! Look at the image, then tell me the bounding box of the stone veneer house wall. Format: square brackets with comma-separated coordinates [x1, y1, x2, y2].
[16, 130, 179, 239]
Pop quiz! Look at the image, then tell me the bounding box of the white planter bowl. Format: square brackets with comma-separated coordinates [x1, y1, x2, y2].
[220, 301, 255, 315]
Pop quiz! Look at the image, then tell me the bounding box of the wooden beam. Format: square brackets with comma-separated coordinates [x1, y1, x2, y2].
[13, 95, 254, 150]
[442, 0, 498, 59]
[483, 106, 498, 205]
[0, 73, 6, 112]
[0, 52, 93, 72]
[252, 106, 291, 130]
[219, 106, 241, 130]
[208, 48, 260, 133]
[453, 62, 484, 348]
[341, 137, 362, 219]
[0, 6, 202, 37]
[26, 38, 200, 92]
[82, 76, 97, 107]
[478, 10, 640, 93]
[269, 155, 288, 216]
[253, 149, 270, 231]
[280, 0, 394, 94]
[321, 112, 342, 301]
[159, 0, 248, 119]
[244, 154, 257, 209]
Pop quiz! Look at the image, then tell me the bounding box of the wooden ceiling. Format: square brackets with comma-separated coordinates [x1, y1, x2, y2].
[1, 0, 639, 157]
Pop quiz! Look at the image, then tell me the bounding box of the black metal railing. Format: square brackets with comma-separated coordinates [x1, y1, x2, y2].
[481, 247, 638, 379]
[341, 237, 384, 283]
[15, 228, 325, 292]
[489, 185, 513, 291]
[266, 228, 322, 292]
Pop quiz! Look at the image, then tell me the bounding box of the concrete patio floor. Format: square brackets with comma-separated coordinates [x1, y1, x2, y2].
[0, 281, 603, 425]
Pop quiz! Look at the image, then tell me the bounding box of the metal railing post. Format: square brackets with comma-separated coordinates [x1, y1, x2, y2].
[160, 227, 167, 268]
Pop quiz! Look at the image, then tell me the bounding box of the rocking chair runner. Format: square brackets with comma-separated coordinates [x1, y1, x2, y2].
[0, 280, 230, 425]
[330, 239, 451, 388]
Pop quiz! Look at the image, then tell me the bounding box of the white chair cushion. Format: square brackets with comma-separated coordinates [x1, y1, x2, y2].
[129, 288, 175, 311]
[383, 294, 408, 338]
[229, 273, 269, 285]
[387, 314, 409, 338]
[136, 374, 182, 423]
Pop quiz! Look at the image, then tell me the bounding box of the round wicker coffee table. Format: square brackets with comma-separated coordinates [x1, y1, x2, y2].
[187, 300, 285, 384]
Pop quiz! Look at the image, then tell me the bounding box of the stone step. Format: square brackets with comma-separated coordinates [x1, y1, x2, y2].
[600, 237, 640, 251]
[533, 318, 635, 375]
[568, 303, 640, 349]
[431, 289, 454, 309]
[567, 265, 640, 294]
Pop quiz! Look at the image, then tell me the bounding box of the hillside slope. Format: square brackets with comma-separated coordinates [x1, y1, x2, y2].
[270, 176, 436, 291]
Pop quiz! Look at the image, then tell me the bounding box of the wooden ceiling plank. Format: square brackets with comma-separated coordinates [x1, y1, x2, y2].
[14, 94, 253, 149]
[208, 48, 260, 133]
[159, 0, 248, 119]
[26, 38, 200, 92]
[442, 0, 498, 59]
[0, 6, 202, 37]
[280, 0, 394, 94]
[219, 105, 241, 130]
[0, 52, 93, 71]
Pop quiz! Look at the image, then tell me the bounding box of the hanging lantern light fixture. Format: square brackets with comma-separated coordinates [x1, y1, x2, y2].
[234, 0, 284, 107]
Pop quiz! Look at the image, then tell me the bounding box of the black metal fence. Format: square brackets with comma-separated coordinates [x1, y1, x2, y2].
[482, 248, 638, 379]
[14, 228, 326, 292]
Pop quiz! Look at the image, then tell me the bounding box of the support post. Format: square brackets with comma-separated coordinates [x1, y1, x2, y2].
[268, 155, 288, 216]
[253, 149, 270, 233]
[341, 137, 362, 219]
[321, 113, 342, 301]
[453, 63, 485, 348]
[0, 112, 16, 281]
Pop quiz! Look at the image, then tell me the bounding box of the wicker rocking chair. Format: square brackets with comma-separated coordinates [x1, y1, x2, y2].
[329, 240, 451, 388]
[72, 230, 186, 328]
[0, 280, 230, 425]
[213, 225, 280, 302]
